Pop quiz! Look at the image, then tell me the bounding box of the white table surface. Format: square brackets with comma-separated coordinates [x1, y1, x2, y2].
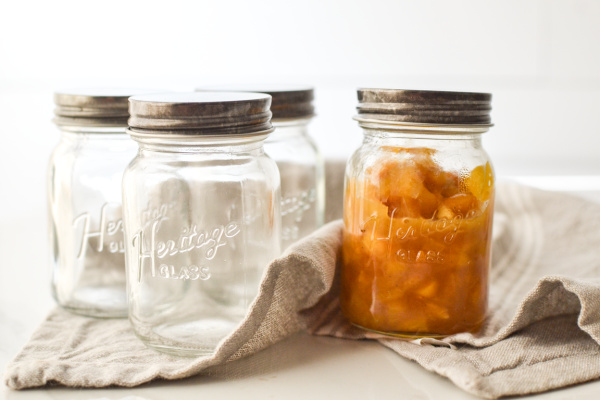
[3, 182, 600, 400]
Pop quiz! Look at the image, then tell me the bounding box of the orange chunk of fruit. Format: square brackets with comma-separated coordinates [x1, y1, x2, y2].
[443, 194, 478, 217]
[465, 165, 485, 200]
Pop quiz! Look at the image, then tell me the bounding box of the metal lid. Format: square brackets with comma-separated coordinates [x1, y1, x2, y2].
[54, 88, 155, 127]
[356, 88, 492, 126]
[128, 92, 273, 136]
[197, 85, 314, 120]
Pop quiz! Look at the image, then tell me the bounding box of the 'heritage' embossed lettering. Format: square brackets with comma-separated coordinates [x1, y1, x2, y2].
[73, 202, 124, 259]
[359, 211, 465, 246]
[131, 217, 241, 282]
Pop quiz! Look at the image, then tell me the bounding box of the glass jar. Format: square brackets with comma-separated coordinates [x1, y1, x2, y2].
[123, 92, 281, 357]
[341, 89, 494, 338]
[196, 86, 324, 249]
[48, 90, 143, 318]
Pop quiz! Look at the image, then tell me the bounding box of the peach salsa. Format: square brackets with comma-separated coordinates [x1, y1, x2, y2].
[341, 147, 494, 337]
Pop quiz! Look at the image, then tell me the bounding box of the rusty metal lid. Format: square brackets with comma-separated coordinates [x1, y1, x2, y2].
[128, 92, 273, 136]
[196, 85, 314, 120]
[356, 88, 492, 126]
[54, 88, 155, 127]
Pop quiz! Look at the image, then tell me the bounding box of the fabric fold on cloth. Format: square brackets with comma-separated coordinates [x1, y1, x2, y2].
[4, 221, 342, 389]
[5, 182, 600, 399]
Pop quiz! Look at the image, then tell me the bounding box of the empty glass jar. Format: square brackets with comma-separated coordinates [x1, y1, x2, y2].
[123, 92, 281, 357]
[48, 89, 142, 317]
[341, 89, 494, 338]
[197, 86, 324, 249]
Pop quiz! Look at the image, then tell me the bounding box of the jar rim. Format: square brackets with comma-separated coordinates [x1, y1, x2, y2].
[126, 126, 275, 141]
[354, 116, 492, 134]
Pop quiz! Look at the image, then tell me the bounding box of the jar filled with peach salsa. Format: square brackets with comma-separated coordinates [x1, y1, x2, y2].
[341, 88, 494, 338]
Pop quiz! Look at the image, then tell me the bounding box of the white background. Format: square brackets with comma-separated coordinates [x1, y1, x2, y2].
[2, 0, 600, 221]
[2, 0, 600, 216]
[1, 1, 600, 397]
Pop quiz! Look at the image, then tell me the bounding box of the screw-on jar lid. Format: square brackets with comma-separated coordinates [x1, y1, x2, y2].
[128, 92, 274, 136]
[54, 89, 155, 127]
[196, 85, 314, 120]
[356, 88, 492, 126]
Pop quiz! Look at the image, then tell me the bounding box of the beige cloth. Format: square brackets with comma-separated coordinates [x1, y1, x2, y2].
[5, 182, 600, 398]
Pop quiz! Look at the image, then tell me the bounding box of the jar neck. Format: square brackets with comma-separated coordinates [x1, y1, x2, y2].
[272, 118, 311, 128]
[361, 125, 487, 148]
[131, 132, 269, 155]
[268, 118, 310, 141]
[58, 125, 128, 135]
[57, 126, 131, 145]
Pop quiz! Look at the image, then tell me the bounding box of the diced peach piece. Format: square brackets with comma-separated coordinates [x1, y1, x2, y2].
[443, 194, 478, 216]
[465, 165, 485, 200]
[379, 160, 424, 201]
[436, 203, 455, 220]
[386, 197, 420, 218]
[482, 162, 494, 201]
[416, 281, 438, 298]
[386, 186, 439, 219]
[425, 301, 450, 321]
[417, 187, 439, 218]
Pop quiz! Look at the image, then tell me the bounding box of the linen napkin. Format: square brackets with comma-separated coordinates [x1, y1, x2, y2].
[6, 182, 600, 399]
